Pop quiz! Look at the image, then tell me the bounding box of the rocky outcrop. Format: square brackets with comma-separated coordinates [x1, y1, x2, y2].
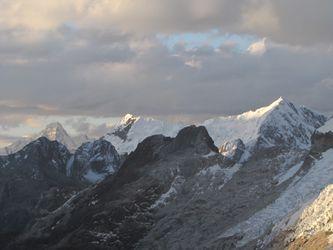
[219, 139, 245, 163]
[70, 139, 121, 183]
[9, 126, 226, 249]
[0, 137, 84, 248]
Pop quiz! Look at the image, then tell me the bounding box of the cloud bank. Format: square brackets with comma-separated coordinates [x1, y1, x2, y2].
[0, 0, 332, 137]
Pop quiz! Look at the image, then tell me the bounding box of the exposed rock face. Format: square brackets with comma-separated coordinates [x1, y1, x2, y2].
[70, 139, 121, 183]
[311, 130, 333, 155]
[219, 139, 245, 163]
[0, 137, 84, 247]
[7, 115, 332, 249]
[0, 100, 330, 250]
[9, 126, 226, 249]
[111, 114, 138, 141]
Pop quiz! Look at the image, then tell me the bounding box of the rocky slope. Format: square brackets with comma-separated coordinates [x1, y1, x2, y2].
[69, 139, 121, 183]
[0, 137, 84, 247]
[8, 126, 228, 249]
[0, 99, 330, 250]
[7, 111, 329, 249]
[258, 118, 333, 250]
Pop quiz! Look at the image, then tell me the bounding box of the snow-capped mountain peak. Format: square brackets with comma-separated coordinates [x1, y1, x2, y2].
[104, 115, 183, 154]
[35, 122, 77, 150]
[38, 122, 71, 142]
[103, 98, 326, 155]
[238, 96, 285, 120]
[0, 122, 90, 155]
[119, 113, 139, 126]
[203, 97, 327, 150]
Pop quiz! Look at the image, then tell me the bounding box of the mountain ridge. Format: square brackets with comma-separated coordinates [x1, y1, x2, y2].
[0, 122, 90, 155]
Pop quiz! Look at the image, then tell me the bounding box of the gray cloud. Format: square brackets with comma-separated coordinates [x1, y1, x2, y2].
[0, 0, 332, 135]
[0, 35, 333, 119]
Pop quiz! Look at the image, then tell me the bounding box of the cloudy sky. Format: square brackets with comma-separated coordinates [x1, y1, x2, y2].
[0, 0, 333, 145]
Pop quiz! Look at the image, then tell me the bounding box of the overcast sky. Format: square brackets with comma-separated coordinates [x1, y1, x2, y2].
[0, 0, 333, 145]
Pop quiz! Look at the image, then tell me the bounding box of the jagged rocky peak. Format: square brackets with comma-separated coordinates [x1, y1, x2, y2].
[123, 125, 217, 168]
[257, 97, 328, 150]
[130, 125, 218, 160]
[5, 137, 72, 182]
[0, 137, 82, 244]
[120, 113, 139, 126]
[171, 125, 218, 154]
[70, 139, 121, 183]
[107, 114, 140, 142]
[20, 136, 70, 166]
[10, 124, 225, 249]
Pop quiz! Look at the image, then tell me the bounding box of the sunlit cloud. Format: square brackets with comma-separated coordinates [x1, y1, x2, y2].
[0, 0, 332, 145]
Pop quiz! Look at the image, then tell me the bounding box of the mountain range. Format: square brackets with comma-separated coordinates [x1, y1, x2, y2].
[0, 122, 90, 155]
[1, 97, 333, 249]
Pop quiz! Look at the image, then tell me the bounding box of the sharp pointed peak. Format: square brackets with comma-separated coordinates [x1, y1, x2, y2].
[271, 96, 291, 106]
[233, 97, 295, 120]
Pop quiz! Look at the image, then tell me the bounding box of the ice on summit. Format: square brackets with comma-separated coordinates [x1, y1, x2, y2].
[202, 97, 326, 150]
[104, 98, 326, 155]
[104, 114, 183, 154]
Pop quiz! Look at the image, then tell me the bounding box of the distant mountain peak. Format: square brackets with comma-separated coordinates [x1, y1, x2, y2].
[45, 121, 64, 129]
[203, 98, 327, 150]
[236, 97, 290, 120]
[1, 122, 90, 155]
[120, 114, 139, 126]
[39, 122, 70, 141]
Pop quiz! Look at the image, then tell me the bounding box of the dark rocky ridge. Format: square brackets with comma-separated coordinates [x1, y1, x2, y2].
[0, 137, 85, 247]
[6, 119, 329, 249]
[1, 107, 329, 250]
[70, 139, 121, 183]
[8, 126, 224, 249]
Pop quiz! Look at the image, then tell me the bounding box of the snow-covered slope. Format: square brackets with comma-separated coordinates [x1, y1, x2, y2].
[103, 98, 326, 156]
[318, 117, 333, 134]
[1, 122, 90, 154]
[220, 148, 333, 248]
[291, 184, 333, 241]
[104, 114, 183, 154]
[202, 97, 326, 150]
